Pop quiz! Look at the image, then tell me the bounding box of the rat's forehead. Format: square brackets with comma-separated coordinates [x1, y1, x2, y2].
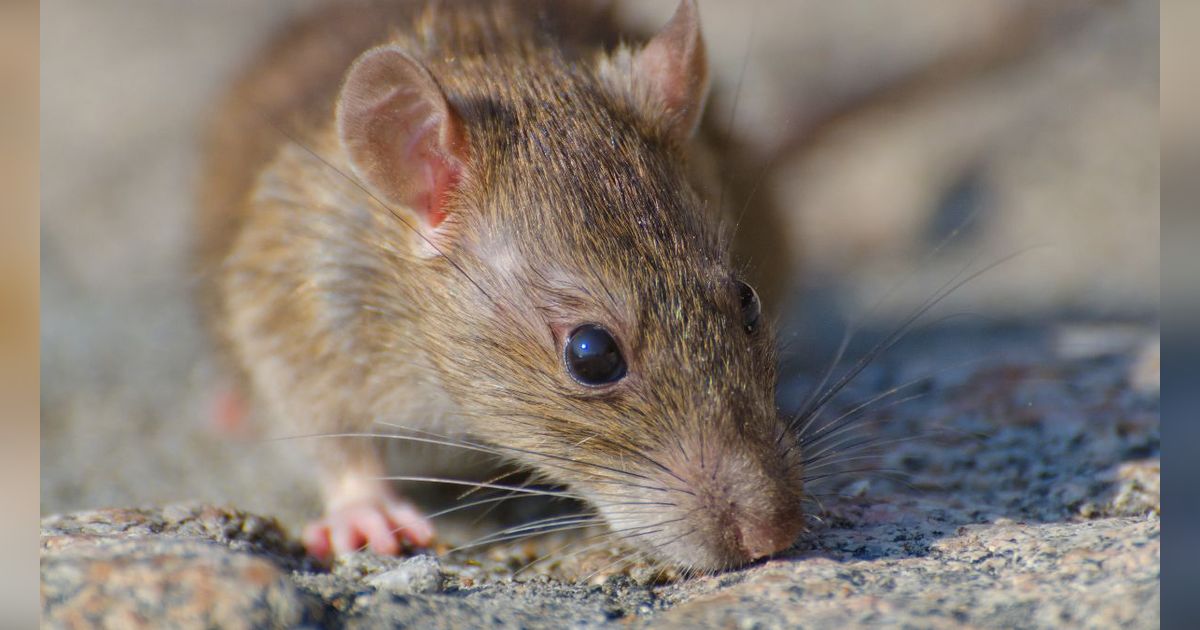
[500, 229, 734, 337]
[490, 128, 721, 252]
[464, 74, 730, 285]
[477, 82, 682, 205]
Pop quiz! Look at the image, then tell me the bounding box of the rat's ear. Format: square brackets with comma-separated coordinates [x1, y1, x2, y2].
[337, 46, 468, 231]
[624, 0, 709, 140]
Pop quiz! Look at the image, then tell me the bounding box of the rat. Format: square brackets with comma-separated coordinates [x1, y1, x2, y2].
[196, 0, 806, 572]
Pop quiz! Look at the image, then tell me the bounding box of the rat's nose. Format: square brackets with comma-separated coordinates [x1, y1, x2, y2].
[644, 432, 807, 569]
[733, 507, 804, 560]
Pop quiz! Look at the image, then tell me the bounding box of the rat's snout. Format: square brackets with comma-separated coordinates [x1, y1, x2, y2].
[696, 457, 806, 566]
[598, 430, 807, 571]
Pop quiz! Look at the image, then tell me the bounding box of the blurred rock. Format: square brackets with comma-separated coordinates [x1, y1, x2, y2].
[41, 505, 322, 629]
[363, 555, 445, 594]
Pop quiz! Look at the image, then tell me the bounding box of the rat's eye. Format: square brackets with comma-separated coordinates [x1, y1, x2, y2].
[737, 281, 761, 333]
[564, 324, 626, 386]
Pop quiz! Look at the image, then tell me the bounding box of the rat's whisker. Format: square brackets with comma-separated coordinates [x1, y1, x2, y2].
[797, 391, 929, 458]
[514, 530, 613, 576]
[791, 248, 1036, 447]
[782, 193, 1023, 441]
[800, 454, 890, 475]
[448, 518, 608, 554]
[278, 428, 673, 496]
[468, 508, 681, 557]
[382, 421, 666, 488]
[368, 423, 673, 494]
[792, 352, 1019, 470]
[793, 387, 925, 455]
[802, 431, 942, 468]
[490, 413, 692, 490]
[789, 326, 854, 441]
[464, 508, 678, 551]
[516, 517, 688, 576]
[455, 468, 524, 501]
[580, 546, 650, 584]
[578, 525, 683, 582]
[583, 523, 699, 582]
[375, 476, 579, 499]
[803, 491, 828, 516]
[423, 491, 550, 521]
[799, 351, 997, 440]
[803, 468, 915, 494]
[800, 435, 890, 468]
[463, 475, 537, 526]
[802, 466, 907, 483]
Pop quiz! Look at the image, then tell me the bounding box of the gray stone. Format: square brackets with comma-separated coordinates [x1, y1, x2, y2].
[365, 554, 445, 595]
[40, 506, 327, 629]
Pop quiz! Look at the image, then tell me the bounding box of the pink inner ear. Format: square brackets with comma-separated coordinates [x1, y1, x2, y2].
[338, 47, 468, 233]
[426, 158, 456, 228]
[406, 124, 459, 229]
[632, 0, 709, 139]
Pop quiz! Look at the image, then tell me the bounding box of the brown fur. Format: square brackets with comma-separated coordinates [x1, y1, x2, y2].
[197, 0, 804, 571]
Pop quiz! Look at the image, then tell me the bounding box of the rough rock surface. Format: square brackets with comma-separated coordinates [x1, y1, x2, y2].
[42, 507, 315, 628]
[42, 325, 1160, 629]
[41, 507, 1160, 629]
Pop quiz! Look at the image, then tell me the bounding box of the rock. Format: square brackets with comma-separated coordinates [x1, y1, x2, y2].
[40, 505, 325, 629]
[42, 539, 310, 629]
[41, 501, 1160, 628]
[40, 504, 307, 563]
[650, 518, 1158, 629]
[365, 555, 444, 594]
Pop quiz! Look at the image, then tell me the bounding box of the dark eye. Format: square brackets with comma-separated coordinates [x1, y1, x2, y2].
[564, 324, 627, 386]
[737, 281, 761, 333]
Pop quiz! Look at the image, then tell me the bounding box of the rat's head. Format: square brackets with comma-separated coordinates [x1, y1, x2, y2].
[335, 0, 805, 572]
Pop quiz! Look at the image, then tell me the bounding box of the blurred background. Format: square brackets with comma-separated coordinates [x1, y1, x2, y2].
[5, 0, 38, 626]
[1162, 0, 1196, 622]
[39, 0, 1157, 560]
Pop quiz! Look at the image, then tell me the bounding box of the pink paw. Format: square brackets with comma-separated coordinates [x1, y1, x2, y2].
[302, 498, 434, 560]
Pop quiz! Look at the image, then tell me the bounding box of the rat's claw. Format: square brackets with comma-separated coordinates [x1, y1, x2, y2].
[385, 501, 434, 545]
[302, 498, 435, 560]
[301, 521, 334, 561]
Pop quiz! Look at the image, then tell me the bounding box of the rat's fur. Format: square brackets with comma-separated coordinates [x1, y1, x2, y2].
[198, 0, 804, 571]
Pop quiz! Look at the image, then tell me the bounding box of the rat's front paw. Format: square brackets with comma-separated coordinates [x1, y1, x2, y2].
[302, 497, 434, 560]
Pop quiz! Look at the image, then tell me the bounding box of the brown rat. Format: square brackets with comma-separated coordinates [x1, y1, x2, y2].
[197, 0, 805, 572]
